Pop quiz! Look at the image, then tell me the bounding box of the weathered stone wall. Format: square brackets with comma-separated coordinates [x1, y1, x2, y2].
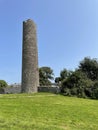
[38, 86, 60, 94]
[21, 19, 39, 93]
[0, 85, 60, 94]
[4, 87, 21, 94]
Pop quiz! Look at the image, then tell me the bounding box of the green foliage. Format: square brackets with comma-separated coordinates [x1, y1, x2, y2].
[39, 67, 54, 86]
[91, 81, 98, 99]
[60, 68, 68, 80]
[0, 80, 8, 88]
[60, 57, 98, 99]
[55, 77, 61, 84]
[61, 70, 91, 98]
[60, 69, 72, 81]
[55, 69, 72, 86]
[79, 57, 98, 80]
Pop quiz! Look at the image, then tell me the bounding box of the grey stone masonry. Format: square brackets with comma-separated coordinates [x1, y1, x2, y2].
[21, 19, 39, 93]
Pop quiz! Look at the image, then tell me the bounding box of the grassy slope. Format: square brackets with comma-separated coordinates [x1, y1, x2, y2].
[0, 93, 98, 130]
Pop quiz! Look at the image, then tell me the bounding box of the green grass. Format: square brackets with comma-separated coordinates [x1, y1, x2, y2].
[0, 93, 98, 130]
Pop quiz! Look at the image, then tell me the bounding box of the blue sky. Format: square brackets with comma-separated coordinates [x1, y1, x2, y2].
[0, 0, 98, 84]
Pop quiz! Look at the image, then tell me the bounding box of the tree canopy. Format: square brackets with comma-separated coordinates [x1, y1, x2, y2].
[79, 57, 98, 80]
[39, 67, 54, 86]
[0, 80, 8, 88]
[55, 57, 98, 99]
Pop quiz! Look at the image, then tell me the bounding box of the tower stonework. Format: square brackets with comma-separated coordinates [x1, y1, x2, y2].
[21, 19, 39, 93]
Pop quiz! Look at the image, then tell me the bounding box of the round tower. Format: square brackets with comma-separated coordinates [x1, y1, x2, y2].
[21, 19, 39, 93]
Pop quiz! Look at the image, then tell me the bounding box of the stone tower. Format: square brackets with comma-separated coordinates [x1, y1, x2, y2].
[21, 19, 39, 93]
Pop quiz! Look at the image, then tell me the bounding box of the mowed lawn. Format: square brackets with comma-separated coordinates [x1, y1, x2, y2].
[0, 93, 98, 130]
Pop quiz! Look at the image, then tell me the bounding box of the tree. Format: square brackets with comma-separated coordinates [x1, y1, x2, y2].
[39, 67, 54, 86]
[60, 69, 69, 81]
[61, 70, 93, 98]
[55, 69, 72, 85]
[58, 57, 98, 99]
[91, 81, 98, 99]
[55, 77, 61, 84]
[0, 80, 8, 88]
[79, 57, 98, 81]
